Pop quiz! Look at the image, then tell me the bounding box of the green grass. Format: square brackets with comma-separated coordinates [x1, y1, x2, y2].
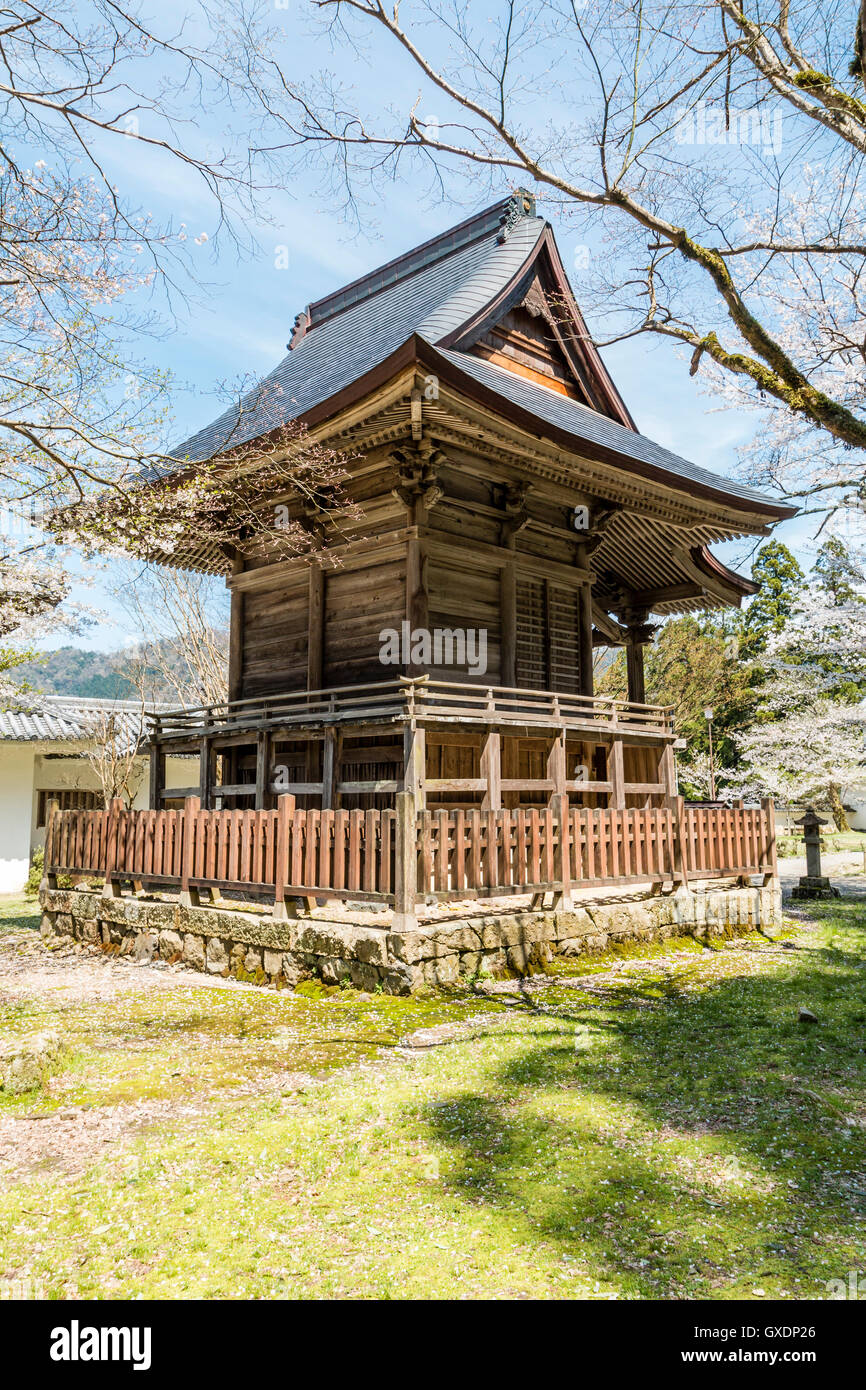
[0, 895, 41, 934]
[777, 829, 866, 859]
[1, 896, 865, 1298]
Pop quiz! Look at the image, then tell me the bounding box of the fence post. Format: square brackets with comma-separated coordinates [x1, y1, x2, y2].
[553, 791, 573, 910]
[761, 797, 778, 885]
[41, 797, 60, 891]
[102, 797, 125, 898]
[179, 796, 201, 907]
[673, 795, 690, 887]
[273, 794, 298, 921]
[393, 790, 418, 931]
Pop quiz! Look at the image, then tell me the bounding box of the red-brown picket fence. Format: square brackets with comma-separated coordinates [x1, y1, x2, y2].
[44, 794, 777, 918]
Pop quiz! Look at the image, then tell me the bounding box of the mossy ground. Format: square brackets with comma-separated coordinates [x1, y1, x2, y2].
[1, 891, 865, 1299]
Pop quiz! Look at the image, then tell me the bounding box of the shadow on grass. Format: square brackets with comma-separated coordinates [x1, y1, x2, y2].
[0, 896, 41, 933]
[419, 899, 866, 1297]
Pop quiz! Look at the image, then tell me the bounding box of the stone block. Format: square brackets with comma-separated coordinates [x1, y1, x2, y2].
[133, 930, 157, 962]
[182, 933, 205, 969]
[206, 937, 229, 974]
[159, 929, 184, 961]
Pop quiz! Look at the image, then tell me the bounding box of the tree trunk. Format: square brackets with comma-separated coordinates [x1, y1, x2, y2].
[828, 783, 849, 831]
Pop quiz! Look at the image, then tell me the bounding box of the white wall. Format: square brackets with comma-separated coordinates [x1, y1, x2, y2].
[0, 745, 36, 893]
[0, 746, 194, 895]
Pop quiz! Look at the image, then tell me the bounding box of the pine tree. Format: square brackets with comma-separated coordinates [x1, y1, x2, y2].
[739, 542, 804, 656]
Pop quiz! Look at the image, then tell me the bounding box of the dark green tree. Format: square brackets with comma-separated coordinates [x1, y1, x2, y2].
[739, 542, 804, 656]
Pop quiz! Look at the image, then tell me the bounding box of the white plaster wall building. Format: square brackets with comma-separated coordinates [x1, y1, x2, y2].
[0, 698, 192, 893]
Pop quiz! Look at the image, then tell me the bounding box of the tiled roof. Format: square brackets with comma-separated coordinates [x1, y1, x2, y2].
[169, 195, 542, 468]
[166, 190, 794, 521]
[0, 697, 148, 744]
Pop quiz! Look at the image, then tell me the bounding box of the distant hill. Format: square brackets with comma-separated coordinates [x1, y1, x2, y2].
[13, 643, 215, 702]
[14, 647, 139, 699]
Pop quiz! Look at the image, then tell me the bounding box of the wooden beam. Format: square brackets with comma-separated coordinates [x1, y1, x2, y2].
[423, 532, 593, 586]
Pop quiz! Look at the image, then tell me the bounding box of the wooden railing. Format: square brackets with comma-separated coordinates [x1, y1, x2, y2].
[146, 676, 674, 743]
[44, 795, 777, 922]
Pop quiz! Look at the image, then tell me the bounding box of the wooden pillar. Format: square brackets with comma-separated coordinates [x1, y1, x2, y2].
[623, 611, 655, 706]
[609, 737, 625, 810]
[500, 559, 516, 688]
[405, 537, 429, 675]
[255, 730, 271, 810]
[321, 728, 337, 809]
[148, 743, 165, 810]
[626, 638, 646, 705]
[307, 563, 325, 692]
[578, 584, 594, 698]
[480, 731, 501, 810]
[403, 724, 426, 810]
[41, 796, 60, 890]
[199, 738, 214, 809]
[228, 589, 245, 704]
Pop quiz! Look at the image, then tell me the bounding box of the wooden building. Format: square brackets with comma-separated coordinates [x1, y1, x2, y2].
[146, 191, 794, 821]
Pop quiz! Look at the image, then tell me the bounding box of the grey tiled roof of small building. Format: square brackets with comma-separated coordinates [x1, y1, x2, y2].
[0, 697, 148, 743]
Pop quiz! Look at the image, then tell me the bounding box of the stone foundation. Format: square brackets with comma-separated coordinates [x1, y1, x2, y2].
[39, 880, 782, 995]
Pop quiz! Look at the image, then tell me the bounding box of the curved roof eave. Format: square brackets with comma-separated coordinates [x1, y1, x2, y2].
[287, 332, 796, 524]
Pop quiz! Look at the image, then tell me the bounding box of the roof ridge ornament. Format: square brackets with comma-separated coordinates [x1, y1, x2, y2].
[498, 188, 537, 241]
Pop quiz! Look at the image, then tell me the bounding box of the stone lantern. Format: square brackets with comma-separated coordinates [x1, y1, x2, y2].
[790, 807, 840, 900]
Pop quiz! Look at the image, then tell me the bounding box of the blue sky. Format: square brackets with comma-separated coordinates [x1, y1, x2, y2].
[52, 2, 819, 653]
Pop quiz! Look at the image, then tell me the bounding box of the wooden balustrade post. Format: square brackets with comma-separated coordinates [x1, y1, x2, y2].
[609, 735, 626, 810]
[547, 729, 566, 804]
[273, 793, 298, 921]
[733, 798, 750, 886]
[321, 729, 337, 810]
[660, 742, 678, 808]
[393, 790, 419, 931]
[553, 791, 573, 909]
[102, 797, 125, 898]
[403, 724, 426, 810]
[673, 795, 690, 888]
[41, 797, 60, 891]
[179, 796, 201, 907]
[255, 730, 271, 811]
[761, 797, 778, 886]
[480, 730, 501, 811]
